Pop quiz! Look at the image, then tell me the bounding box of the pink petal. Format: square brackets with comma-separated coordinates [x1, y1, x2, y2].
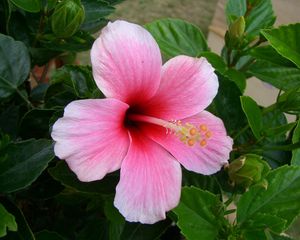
[114, 130, 181, 224]
[91, 20, 162, 105]
[51, 99, 130, 182]
[143, 56, 218, 120]
[141, 111, 233, 175]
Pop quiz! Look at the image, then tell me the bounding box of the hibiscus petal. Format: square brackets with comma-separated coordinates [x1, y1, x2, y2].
[51, 99, 130, 182]
[143, 56, 218, 119]
[141, 111, 233, 175]
[91, 20, 162, 105]
[114, 130, 181, 224]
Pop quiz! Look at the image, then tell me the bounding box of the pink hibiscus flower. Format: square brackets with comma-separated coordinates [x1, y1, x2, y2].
[51, 20, 233, 224]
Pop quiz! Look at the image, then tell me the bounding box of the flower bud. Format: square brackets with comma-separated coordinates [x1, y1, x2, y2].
[227, 154, 270, 189]
[229, 16, 245, 39]
[51, 0, 85, 38]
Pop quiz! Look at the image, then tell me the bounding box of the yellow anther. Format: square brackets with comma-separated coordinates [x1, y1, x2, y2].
[187, 138, 195, 146]
[189, 128, 197, 136]
[205, 131, 212, 138]
[200, 124, 208, 131]
[200, 139, 207, 147]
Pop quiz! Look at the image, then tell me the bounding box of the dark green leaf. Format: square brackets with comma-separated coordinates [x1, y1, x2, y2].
[9, 0, 40, 12]
[237, 165, 300, 230]
[81, 0, 113, 33]
[211, 74, 246, 134]
[48, 161, 118, 195]
[291, 121, 300, 166]
[1, 200, 34, 240]
[35, 230, 65, 240]
[41, 31, 95, 52]
[225, 68, 246, 92]
[264, 122, 296, 138]
[225, 0, 246, 23]
[0, 34, 30, 98]
[250, 46, 295, 67]
[248, 60, 300, 90]
[50, 65, 100, 98]
[0, 0, 11, 34]
[120, 221, 171, 240]
[0, 105, 19, 138]
[20, 109, 55, 139]
[261, 23, 300, 69]
[245, 0, 275, 38]
[145, 18, 208, 59]
[173, 186, 224, 240]
[0, 139, 54, 193]
[240, 96, 262, 139]
[30, 48, 61, 66]
[0, 203, 17, 237]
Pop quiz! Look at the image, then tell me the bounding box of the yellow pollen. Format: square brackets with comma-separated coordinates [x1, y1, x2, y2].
[200, 124, 208, 131]
[189, 128, 197, 136]
[187, 138, 195, 146]
[200, 139, 207, 147]
[205, 131, 212, 138]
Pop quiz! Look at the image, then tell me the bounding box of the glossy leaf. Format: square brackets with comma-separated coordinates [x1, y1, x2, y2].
[48, 161, 118, 195]
[81, 0, 114, 33]
[225, 0, 246, 23]
[245, 0, 275, 38]
[50, 65, 100, 98]
[262, 23, 300, 69]
[225, 68, 246, 92]
[200, 52, 227, 74]
[0, 139, 54, 193]
[240, 96, 262, 139]
[211, 74, 246, 134]
[248, 60, 300, 91]
[237, 165, 300, 230]
[0, 34, 30, 98]
[145, 18, 208, 59]
[9, 0, 40, 12]
[291, 121, 300, 165]
[0, 203, 17, 237]
[173, 187, 224, 240]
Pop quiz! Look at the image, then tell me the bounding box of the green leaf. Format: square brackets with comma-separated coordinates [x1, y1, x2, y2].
[81, 0, 114, 33]
[237, 165, 300, 230]
[248, 60, 300, 91]
[48, 161, 118, 195]
[9, 0, 40, 12]
[0, 139, 54, 193]
[0, 34, 30, 98]
[264, 122, 297, 138]
[225, 0, 246, 23]
[291, 121, 300, 166]
[0, 203, 17, 237]
[261, 23, 300, 69]
[145, 18, 208, 59]
[0, 105, 19, 139]
[0, 0, 11, 34]
[173, 186, 224, 240]
[35, 230, 65, 240]
[41, 31, 95, 52]
[240, 96, 262, 139]
[225, 68, 246, 92]
[211, 74, 246, 134]
[20, 109, 55, 139]
[200, 52, 227, 74]
[245, 0, 275, 38]
[1, 200, 34, 240]
[50, 65, 100, 98]
[120, 221, 171, 240]
[250, 46, 295, 67]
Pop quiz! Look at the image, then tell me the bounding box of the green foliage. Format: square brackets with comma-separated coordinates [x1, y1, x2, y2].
[173, 187, 226, 240]
[145, 18, 208, 59]
[0, 0, 300, 239]
[262, 23, 300, 69]
[0, 139, 54, 193]
[0, 203, 17, 237]
[240, 96, 262, 139]
[0, 34, 30, 99]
